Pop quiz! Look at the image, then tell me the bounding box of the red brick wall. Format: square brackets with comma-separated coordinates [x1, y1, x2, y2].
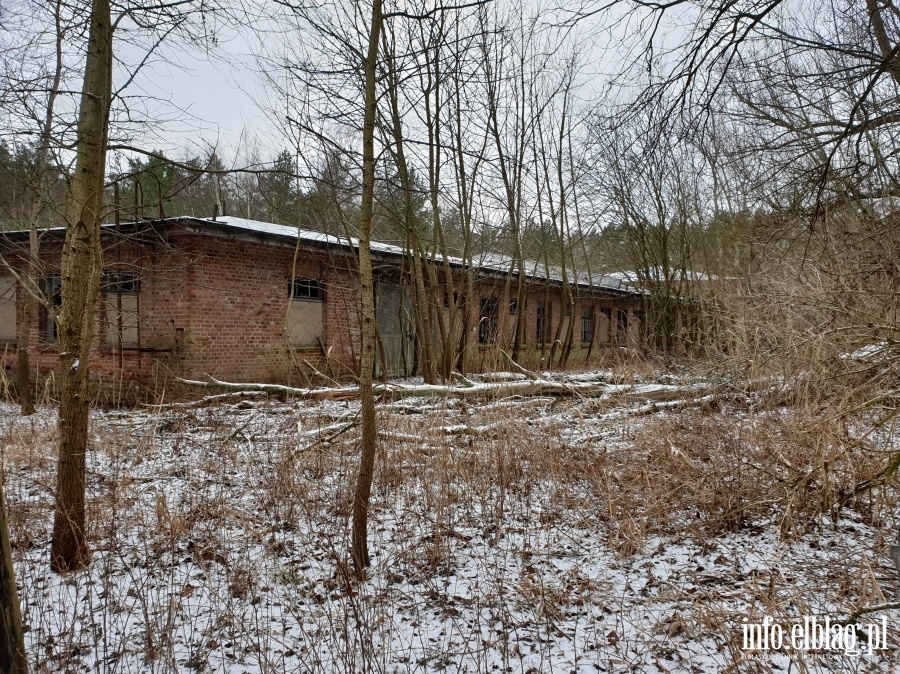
[449, 278, 643, 371]
[141, 230, 362, 384]
[1, 223, 643, 391]
[0, 225, 364, 389]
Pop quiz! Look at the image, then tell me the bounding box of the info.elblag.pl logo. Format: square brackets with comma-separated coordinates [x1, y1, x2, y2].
[742, 615, 889, 657]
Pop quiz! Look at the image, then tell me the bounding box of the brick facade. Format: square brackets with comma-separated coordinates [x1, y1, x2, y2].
[0, 217, 643, 391]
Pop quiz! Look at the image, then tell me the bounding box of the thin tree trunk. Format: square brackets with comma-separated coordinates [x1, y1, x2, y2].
[17, 0, 65, 416]
[382, 39, 437, 383]
[0, 472, 27, 674]
[450, 33, 485, 375]
[16, 228, 37, 416]
[51, 0, 112, 573]
[421, 33, 458, 380]
[482, 25, 528, 362]
[351, 0, 383, 578]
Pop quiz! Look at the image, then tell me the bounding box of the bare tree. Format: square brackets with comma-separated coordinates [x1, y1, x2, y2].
[478, 7, 535, 362]
[16, 0, 67, 416]
[380, 37, 440, 383]
[50, 0, 113, 572]
[0, 0, 77, 414]
[0, 471, 27, 673]
[591, 111, 704, 352]
[350, 0, 383, 576]
[445, 17, 489, 374]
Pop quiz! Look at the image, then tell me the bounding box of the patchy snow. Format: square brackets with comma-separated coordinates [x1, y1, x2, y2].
[1, 377, 897, 673]
[843, 342, 894, 363]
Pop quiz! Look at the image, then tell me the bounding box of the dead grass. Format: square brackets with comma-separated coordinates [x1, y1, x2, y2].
[578, 401, 896, 564]
[0, 376, 897, 672]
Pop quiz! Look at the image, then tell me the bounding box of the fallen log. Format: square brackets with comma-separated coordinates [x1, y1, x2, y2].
[178, 374, 611, 399]
[176, 376, 358, 399]
[378, 422, 504, 443]
[177, 374, 711, 403]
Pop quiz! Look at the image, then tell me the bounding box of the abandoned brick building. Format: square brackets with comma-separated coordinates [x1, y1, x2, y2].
[0, 216, 644, 388]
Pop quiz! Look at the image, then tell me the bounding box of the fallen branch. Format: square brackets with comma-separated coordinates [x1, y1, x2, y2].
[177, 374, 712, 404]
[291, 419, 359, 458]
[499, 350, 540, 381]
[378, 421, 505, 443]
[142, 390, 269, 409]
[846, 601, 900, 624]
[377, 430, 423, 443]
[177, 376, 358, 399]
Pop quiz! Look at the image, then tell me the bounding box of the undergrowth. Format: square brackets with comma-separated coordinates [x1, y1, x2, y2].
[1, 371, 897, 673]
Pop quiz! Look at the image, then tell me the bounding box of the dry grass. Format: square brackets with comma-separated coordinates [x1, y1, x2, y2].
[1, 373, 897, 672]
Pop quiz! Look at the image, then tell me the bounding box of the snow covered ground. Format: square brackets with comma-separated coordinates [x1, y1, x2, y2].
[1, 371, 897, 673]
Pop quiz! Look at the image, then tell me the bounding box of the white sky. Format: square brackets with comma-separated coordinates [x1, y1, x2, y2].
[111, 2, 655, 165]
[0, 0, 685, 170]
[114, 20, 276, 161]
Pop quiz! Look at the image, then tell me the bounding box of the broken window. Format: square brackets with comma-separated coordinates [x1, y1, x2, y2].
[617, 309, 628, 343]
[290, 277, 324, 300]
[0, 273, 15, 343]
[104, 272, 140, 349]
[287, 276, 324, 346]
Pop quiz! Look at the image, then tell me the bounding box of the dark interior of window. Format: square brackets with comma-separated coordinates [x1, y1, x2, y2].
[104, 271, 140, 294]
[582, 306, 594, 343]
[479, 297, 499, 344]
[290, 277, 323, 300]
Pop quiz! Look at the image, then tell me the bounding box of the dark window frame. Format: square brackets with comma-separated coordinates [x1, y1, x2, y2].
[536, 302, 552, 343]
[103, 271, 141, 294]
[581, 305, 594, 344]
[479, 296, 499, 344]
[617, 309, 628, 342]
[289, 277, 325, 301]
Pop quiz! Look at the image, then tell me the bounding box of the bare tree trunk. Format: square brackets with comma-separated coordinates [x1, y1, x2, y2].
[0, 472, 27, 674]
[382, 35, 438, 384]
[420, 31, 460, 380]
[351, 0, 383, 578]
[16, 228, 38, 416]
[449, 30, 485, 375]
[556, 81, 577, 368]
[410, 249, 437, 382]
[51, 0, 112, 573]
[481, 19, 529, 362]
[17, 0, 65, 416]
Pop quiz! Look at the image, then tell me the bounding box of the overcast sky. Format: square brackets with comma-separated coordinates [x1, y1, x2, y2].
[110, 2, 655, 166]
[114, 19, 277, 162]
